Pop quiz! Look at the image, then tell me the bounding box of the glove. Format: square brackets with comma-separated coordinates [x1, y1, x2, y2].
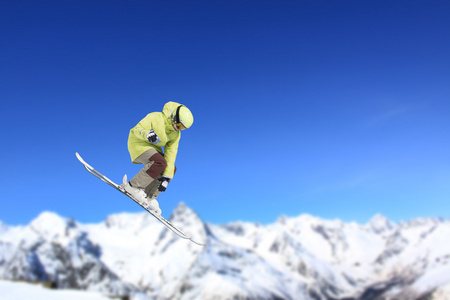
[158, 176, 171, 192]
[146, 129, 161, 144]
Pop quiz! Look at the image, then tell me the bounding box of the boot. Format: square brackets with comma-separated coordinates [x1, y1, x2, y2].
[120, 175, 149, 207]
[148, 198, 162, 216]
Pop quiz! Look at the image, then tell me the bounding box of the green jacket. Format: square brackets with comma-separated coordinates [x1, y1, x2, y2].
[127, 102, 181, 178]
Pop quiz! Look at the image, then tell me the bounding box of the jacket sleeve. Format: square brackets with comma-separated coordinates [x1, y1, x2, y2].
[162, 132, 180, 178]
[133, 114, 153, 140]
[132, 113, 165, 142]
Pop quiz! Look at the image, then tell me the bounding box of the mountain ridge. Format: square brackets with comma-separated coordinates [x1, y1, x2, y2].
[1, 203, 449, 300]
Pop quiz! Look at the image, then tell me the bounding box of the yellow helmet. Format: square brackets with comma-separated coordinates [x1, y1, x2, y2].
[174, 105, 194, 129]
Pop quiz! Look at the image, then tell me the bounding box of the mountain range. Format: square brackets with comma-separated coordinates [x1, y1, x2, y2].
[1, 203, 450, 300]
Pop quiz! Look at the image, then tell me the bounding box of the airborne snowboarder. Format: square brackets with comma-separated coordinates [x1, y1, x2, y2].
[120, 101, 194, 216]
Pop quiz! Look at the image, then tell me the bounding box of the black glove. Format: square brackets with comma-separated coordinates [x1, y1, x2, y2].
[158, 176, 171, 192]
[146, 129, 161, 144]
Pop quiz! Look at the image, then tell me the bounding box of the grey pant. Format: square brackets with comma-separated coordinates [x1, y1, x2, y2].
[129, 149, 167, 198]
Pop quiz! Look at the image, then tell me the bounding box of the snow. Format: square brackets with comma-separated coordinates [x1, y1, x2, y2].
[366, 213, 396, 234]
[1, 204, 450, 299]
[432, 282, 450, 300]
[0, 280, 111, 300]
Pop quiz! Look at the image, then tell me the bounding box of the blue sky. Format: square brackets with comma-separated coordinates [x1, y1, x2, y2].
[1, 0, 449, 226]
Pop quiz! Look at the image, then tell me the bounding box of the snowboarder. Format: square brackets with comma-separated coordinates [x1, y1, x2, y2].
[120, 101, 194, 216]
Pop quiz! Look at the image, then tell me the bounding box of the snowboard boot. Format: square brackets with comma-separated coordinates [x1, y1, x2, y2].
[120, 175, 149, 208]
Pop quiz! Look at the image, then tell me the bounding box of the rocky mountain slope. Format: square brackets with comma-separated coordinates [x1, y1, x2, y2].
[1, 203, 449, 300]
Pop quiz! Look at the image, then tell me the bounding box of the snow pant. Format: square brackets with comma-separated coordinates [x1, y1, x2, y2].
[129, 148, 176, 198]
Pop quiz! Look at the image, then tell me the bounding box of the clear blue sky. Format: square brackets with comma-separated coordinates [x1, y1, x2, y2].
[1, 0, 449, 226]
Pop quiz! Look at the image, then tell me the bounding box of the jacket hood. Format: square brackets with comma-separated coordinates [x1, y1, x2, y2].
[162, 101, 182, 131]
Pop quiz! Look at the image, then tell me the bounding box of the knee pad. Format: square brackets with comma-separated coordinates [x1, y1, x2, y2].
[146, 153, 167, 179]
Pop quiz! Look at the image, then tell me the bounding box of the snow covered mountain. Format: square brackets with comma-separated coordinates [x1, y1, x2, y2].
[1, 203, 450, 300]
[0, 279, 113, 300]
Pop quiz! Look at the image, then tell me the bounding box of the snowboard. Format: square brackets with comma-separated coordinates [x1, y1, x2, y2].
[75, 152, 205, 246]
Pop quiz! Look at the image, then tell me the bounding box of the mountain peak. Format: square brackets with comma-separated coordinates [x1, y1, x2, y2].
[172, 202, 190, 214]
[30, 211, 67, 228]
[29, 211, 76, 240]
[170, 202, 200, 222]
[170, 202, 207, 242]
[367, 213, 396, 234]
